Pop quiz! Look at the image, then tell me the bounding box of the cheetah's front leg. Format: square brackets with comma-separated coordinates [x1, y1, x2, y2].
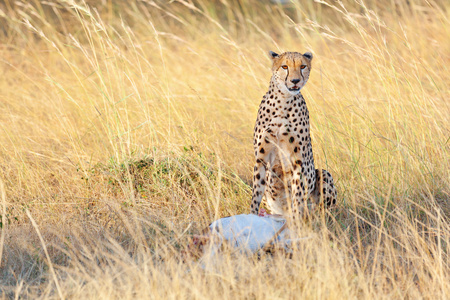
[250, 159, 267, 215]
[290, 161, 307, 217]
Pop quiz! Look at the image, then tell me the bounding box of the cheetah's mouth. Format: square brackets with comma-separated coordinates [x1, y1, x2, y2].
[288, 86, 300, 92]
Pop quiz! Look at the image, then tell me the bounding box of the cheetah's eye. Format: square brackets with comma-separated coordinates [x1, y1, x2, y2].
[281, 65, 288, 70]
[300, 65, 306, 69]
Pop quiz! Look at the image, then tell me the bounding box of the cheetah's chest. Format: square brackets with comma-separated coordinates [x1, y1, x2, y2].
[254, 93, 311, 161]
[265, 117, 291, 140]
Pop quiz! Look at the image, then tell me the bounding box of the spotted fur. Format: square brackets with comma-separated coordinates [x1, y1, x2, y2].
[250, 51, 337, 218]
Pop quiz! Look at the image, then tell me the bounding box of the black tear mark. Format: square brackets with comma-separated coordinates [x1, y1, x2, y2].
[284, 66, 289, 83]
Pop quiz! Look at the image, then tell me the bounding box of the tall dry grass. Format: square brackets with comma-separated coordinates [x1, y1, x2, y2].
[0, 0, 448, 298]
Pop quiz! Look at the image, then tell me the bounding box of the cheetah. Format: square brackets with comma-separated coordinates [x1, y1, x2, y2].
[250, 51, 337, 219]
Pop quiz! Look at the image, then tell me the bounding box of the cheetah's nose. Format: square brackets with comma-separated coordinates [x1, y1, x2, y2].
[291, 79, 300, 84]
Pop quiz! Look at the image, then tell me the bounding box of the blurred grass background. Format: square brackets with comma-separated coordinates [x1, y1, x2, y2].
[0, 0, 448, 298]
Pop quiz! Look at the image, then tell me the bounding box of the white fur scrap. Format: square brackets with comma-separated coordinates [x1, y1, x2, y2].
[208, 214, 287, 253]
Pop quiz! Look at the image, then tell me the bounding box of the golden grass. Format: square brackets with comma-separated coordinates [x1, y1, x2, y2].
[0, 0, 449, 298]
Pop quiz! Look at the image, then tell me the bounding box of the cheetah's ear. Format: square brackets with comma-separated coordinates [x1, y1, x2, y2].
[269, 51, 280, 60]
[303, 52, 313, 60]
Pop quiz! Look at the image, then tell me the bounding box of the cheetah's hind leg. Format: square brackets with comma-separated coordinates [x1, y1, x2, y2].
[310, 169, 337, 211]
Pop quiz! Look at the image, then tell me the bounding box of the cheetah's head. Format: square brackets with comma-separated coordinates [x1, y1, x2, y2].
[269, 51, 313, 96]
